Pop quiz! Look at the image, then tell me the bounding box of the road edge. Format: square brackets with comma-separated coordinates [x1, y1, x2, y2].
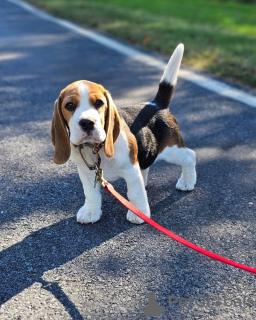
[5, 0, 256, 108]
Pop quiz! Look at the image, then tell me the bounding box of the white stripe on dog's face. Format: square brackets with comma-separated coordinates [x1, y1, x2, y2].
[68, 82, 107, 145]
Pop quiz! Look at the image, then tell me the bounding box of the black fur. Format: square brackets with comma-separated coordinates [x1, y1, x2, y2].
[152, 81, 174, 109]
[119, 103, 183, 170]
[117, 79, 182, 170]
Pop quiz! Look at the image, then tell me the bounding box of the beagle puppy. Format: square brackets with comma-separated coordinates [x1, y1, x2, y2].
[51, 44, 196, 224]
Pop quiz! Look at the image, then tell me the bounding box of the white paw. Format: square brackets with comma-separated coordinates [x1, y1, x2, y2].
[126, 210, 144, 224]
[77, 203, 102, 224]
[126, 209, 150, 224]
[176, 176, 195, 191]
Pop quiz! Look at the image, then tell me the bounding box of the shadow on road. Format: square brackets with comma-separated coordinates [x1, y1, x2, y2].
[1, 1, 256, 318]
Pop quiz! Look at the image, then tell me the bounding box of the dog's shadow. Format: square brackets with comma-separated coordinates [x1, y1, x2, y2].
[0, 162, 187, 315]
[0, 202, 133, 317]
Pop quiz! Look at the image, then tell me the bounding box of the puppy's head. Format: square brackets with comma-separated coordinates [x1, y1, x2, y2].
[51, 80, 120, 164]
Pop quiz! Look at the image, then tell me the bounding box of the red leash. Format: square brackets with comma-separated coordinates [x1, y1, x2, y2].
[104, 182, 256, 274]
[77, 144, 255, 274]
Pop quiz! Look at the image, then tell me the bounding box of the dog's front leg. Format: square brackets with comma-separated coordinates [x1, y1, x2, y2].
[121, 163, 151, 224]
[76, 168, 102, 224]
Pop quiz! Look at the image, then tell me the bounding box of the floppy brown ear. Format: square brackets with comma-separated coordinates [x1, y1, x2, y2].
[51, 96, 71, 164]
[104, 91, 121, 157]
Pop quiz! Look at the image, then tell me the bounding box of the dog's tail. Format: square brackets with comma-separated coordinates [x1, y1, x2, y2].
[152, 43, 184, 109]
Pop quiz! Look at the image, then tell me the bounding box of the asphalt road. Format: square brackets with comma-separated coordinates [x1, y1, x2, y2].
[1, 1, 256, 319]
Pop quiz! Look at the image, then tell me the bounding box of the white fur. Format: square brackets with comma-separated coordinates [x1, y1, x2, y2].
[157, 145, 196, 191]
[72, 140, 196, 225]
[141, 168, 149, 187]
[69, 83, 106, 146]
[67, 80, 196, 225]
[160, 43, 184, 86]
[70, 130, 150, 224]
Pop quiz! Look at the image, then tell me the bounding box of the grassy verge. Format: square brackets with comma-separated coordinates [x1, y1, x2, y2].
[27, 0, 256, 89]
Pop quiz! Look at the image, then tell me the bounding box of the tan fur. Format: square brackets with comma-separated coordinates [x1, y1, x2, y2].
[121, 120, 138, 164]
[51, 83, 83, 164]
[84, 81, 108, 117]
[158, 113, 185, 154]
[51, 96, 71, 164]
[61, 83, 80, 124]
[104, 91, 121, 157]
[51, 80, 121, 163]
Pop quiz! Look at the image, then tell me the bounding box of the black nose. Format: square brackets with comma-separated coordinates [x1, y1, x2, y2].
[79, 119, 95, 131]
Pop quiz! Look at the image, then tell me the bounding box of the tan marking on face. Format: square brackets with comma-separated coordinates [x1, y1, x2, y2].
[122, 119, 138, 164]
[84, 81, 108, 126]
[60, 80, 109, 127]
[60, 81, 81, 124]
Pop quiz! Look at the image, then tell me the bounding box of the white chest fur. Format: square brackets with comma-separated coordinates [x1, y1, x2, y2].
[70, 130, 131, 182]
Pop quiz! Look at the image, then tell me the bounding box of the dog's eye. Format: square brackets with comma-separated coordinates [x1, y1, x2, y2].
[94, 100, 104, 109]
[65, 102, 76, 111]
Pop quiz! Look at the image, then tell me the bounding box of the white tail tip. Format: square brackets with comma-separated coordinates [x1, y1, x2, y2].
[160, 43, 184, 86]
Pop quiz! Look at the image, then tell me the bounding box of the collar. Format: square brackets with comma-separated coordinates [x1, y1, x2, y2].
[74, 142, 104, 171]
[73, 141, 104, 153]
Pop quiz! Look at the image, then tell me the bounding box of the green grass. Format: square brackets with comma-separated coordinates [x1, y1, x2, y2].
[27, 0, 256, 89]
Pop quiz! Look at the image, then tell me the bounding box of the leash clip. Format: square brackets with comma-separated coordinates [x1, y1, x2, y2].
[94, 167, 107, 188]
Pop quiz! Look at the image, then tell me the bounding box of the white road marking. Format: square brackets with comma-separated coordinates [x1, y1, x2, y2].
[5, 0, 256, 108]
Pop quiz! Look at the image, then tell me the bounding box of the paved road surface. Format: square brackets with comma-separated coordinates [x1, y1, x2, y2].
[0, 1, 256, 319]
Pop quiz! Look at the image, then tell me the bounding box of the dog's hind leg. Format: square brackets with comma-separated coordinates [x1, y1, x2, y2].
[157, 145, 196, 191]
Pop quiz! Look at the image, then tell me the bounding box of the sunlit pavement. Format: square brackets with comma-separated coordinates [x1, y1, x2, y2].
[0, 1, 256, 319]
